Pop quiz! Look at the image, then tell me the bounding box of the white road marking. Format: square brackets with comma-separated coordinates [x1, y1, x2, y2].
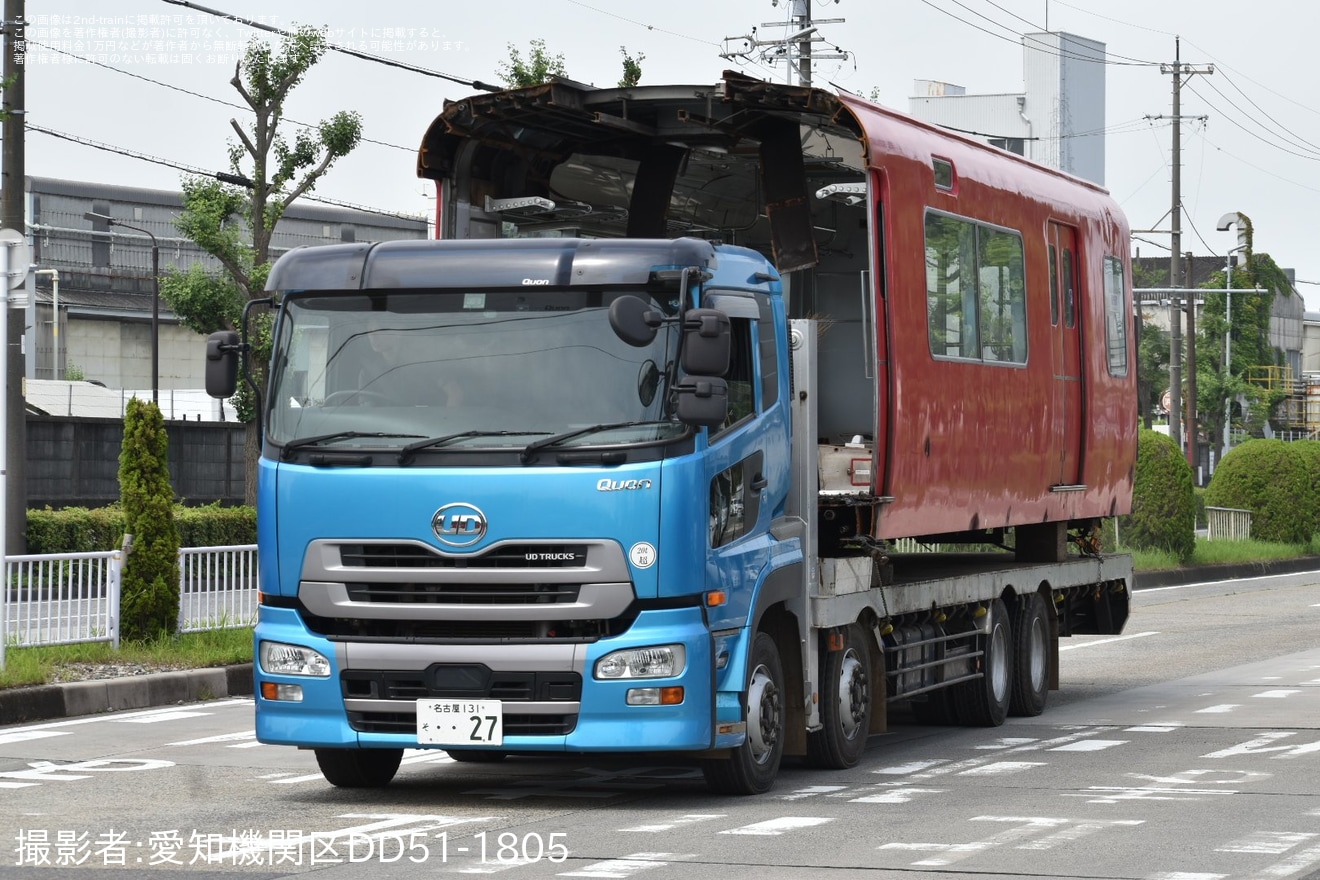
[620, 814, 725, 833]
[1050, 739, 1128, 752]
[1059, 631, 1159, 651]
[719, 817, 833, 836]
[1195, 704, 1239, 714]
[167, 730, 256, 746]
[559, 852, 692, 878]
[1204, 731, 1320, 759]
[1216, 831, 1317, 854]
[849, 787, 944, 804]
[976, 737, 1038, 750]
[1253, 689, 1302, 698]
[779, 785, 847, 800]
[0, 730, 69, 745]
[874, 759, 944, 775]
[958, 761, 1045, 775]
[113, 709, 210, 723]
[1125, 724, 1183, 733]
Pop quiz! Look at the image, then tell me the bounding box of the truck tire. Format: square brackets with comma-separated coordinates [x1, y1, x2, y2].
[1009, 592, 1050, 717]
[446, 749, 507, 763]
[955, 597, 1012, 727]
[314, 747, 403, 788]
[806, 623, 872, 768]
[701, 631, 785, 795]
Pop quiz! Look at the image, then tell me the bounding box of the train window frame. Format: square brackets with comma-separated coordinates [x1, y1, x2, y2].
[924, 209, 1028, 367]
[1102, 255, 1129, 377]
[932, 157, 955, 191]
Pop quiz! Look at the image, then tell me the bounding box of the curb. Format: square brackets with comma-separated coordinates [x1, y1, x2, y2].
[1133, 556, 1320, 589]
[0, 663, 254, 726]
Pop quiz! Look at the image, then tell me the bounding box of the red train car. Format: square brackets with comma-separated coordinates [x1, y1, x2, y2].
[420, 72, 1136, 554]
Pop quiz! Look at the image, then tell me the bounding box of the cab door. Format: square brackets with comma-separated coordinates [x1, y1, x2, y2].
[1049, 223, 1084, 487]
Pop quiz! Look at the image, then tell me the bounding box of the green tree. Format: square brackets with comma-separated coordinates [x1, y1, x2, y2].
[119, 399, 181, 641]
[498, 39, 569, 87]
[618, 47, 644, 88]
[159, 26, 362, 503]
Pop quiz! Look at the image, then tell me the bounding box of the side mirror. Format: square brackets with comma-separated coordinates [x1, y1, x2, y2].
[609, 295, 664, 347]
[681, 308, 730, 376]
[205, 330, 240, 398]
[674, 376, 729, 428]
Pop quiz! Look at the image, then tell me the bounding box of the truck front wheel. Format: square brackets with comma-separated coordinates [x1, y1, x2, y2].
[314, 747, 403, 788]
[702, 631, 785, 795]
[806, 623, 872, 768]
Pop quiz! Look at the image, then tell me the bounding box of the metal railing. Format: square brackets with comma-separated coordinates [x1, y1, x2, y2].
[1206, 507, 1253, 542]
[178, 544, 259, 633]
[1, 544, 258, 670]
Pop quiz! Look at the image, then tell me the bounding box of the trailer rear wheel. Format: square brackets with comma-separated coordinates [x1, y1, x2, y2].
[314, 747, 402, 788]
[702, 631, 785, 795]
[1009, 592, 1050, 716]
[956, 598, 1012, 727]
[806, 623, 872, 768]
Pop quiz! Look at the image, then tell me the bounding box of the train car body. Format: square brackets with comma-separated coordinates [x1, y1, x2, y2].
[420, 72, 1136, 549]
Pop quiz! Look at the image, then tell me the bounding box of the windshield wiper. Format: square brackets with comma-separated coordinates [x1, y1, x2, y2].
[519, 421, 677, 463]
[398, 430, 551, 464]
[281, 431, 424, 460]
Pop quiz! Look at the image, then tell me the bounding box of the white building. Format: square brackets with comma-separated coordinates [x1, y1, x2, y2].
[908, 31, 1106, 185]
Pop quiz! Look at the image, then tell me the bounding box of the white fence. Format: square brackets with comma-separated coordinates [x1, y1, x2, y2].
[1, 544, 258, 670]
[1206, 507, 1253, 541]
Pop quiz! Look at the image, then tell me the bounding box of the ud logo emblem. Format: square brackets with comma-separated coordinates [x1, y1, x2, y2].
[432, 503, 488, 548]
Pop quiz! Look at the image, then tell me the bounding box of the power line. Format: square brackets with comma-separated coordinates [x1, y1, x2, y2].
[27, 40, 414, 154]
[158, 0, 499, 91]
[28, 124, 426, 221]
[560, 0, 719, 46]
[917, 0, 1158, 67]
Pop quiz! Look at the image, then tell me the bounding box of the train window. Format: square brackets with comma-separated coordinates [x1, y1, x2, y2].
[978, 227, 1027, 363]
[1048, 247, 1060, 325]
[925, 213, 979, 359]
[933, 158, 955, 191]
[1062, 248, 1077, 328]
[925, 211, 1026, 365]
[1103, 256, 1129, 376]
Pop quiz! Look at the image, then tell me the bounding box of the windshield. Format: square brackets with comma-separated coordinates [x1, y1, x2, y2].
[267, 288, 684, 453]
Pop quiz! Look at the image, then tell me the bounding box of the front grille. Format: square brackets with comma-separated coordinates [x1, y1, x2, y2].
[340, 543, 589, 569]
[345, 582, 581, 605]
[314, 617, 606, 641]
[348, 711, 578, 737]
[342, 668, 582, 702]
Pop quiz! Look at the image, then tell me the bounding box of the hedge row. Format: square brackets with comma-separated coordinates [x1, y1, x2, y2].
[1205, 439, 1320, 545]
[26, 504, 256, 555]
[1117, 429, 1197, 562]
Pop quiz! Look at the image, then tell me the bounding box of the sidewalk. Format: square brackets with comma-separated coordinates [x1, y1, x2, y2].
[3, 557, 1319, 727]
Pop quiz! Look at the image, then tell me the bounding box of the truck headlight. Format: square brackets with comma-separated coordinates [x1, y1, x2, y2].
[259, 640, 331, 677]
[594, 645, 686, 680]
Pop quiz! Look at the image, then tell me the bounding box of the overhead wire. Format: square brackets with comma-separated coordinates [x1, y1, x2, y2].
[26, 40, 415, 154]
[28, 124, 428, 221]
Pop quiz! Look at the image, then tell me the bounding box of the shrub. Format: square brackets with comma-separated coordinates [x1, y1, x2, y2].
[119, 398, 181, 641]
[1118, 429, 1196, 562]
[26, 504, 256, 553]
[1206, 439, 1320, 544]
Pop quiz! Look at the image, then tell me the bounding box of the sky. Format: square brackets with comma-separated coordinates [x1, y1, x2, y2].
[21, 0, 1320, 308]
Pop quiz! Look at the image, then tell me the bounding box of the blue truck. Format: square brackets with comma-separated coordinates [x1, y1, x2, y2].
[206, 76, 1134, 795]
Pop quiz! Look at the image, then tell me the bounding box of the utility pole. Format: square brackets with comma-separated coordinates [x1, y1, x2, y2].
[1, 0, 25, 555]
[1183, 251, 1197, 476]
[1159, 37, 1212, 464]
[721, 1, 846, 89]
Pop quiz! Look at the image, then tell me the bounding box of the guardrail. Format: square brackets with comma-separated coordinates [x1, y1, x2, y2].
[1206, 507, 1253, 541]
[1, 544, 258, 670]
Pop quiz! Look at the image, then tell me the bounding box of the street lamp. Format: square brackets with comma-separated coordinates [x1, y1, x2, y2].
[84, 211, 159, 403]
[1216, 211, 1250, 457]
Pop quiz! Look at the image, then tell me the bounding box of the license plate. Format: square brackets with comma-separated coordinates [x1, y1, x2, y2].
[416, 699, 503, 746]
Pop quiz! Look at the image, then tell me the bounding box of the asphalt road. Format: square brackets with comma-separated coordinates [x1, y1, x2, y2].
[0, 569, 1318, 878]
